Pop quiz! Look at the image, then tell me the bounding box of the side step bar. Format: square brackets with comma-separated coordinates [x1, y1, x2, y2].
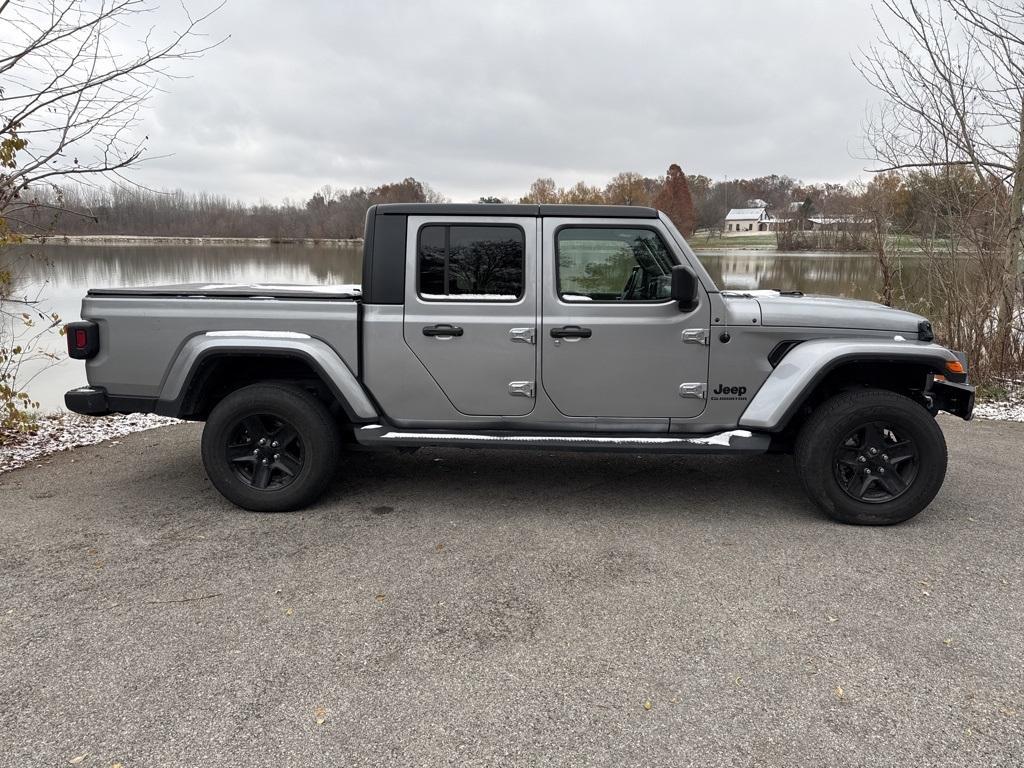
[354, 425, 771, 454]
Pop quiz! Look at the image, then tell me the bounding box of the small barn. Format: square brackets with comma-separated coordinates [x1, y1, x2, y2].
[725, 207, 775, 233]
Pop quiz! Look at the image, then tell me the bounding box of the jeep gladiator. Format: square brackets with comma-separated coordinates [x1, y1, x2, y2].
[64, 203, 975, 524]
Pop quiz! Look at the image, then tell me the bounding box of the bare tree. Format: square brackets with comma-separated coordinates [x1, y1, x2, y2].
[0, 0, 222, 436]
[857, 0, 1024, 378]
[1, 0, 224, 221]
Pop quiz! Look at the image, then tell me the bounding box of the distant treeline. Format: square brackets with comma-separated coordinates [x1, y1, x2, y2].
[9, 167, 989, 242]
[14, 177, 448, 240]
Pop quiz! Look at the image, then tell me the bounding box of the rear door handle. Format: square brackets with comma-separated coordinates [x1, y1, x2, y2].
[550, 325, 592, 339]
[422, 323, 464, 337]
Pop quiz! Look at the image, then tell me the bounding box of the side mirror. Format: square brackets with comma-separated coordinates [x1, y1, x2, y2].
[671, 265, 699, 312]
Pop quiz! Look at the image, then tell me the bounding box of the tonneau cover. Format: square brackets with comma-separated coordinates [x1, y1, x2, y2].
[87, 282, 362, 300]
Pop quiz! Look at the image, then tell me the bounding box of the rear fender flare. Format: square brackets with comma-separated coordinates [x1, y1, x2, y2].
[157, 332, 378, 422]
[738, 338, 957, 432]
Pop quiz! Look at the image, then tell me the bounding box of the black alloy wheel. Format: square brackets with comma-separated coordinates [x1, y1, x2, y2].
[201, 383, 340, 512]
[833, 421, 919, 503]
[794, 388, 947, 525]
[226, 413, 305, 491]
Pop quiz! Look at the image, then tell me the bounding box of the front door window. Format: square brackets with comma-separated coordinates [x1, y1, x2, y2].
[556, 227, 675, 302]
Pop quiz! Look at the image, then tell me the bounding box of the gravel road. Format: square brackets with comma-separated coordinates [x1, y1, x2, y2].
[1, 417, 1022, 767]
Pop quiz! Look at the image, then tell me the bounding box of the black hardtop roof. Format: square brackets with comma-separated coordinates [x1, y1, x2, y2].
[371, 203, 659, 218]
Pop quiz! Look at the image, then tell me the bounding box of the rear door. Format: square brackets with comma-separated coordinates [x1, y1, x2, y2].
[403, 215, 538, 416]
[540, 218, 710, 419]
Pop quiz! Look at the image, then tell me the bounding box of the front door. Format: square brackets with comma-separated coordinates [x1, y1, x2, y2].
[403, 215, 538, 417]
[540, 219, 710, 419]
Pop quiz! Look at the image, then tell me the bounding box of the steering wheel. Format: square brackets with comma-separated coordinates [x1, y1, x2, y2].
[619, 265, 641, 301]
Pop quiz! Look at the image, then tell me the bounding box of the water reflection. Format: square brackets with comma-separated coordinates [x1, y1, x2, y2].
[7, 242, 363, 411]
[6, 243, 911, 411]
[700, 250, 923, 301]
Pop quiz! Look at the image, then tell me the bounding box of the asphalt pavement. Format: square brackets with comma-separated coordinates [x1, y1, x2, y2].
[1, 417, 1022, 767]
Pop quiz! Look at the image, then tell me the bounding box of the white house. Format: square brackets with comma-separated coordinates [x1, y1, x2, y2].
[724, 207, 775, 233]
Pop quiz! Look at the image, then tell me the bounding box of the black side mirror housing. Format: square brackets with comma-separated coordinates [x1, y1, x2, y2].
[671, 265, 699, 312]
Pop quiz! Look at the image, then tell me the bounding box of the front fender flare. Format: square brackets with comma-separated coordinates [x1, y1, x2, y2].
[156, 332, 378, 421]
[738, 338, 958, 432]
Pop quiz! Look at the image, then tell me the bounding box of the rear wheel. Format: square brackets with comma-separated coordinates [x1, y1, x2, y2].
[794, 388, 947, 525]
[201, 383, 340, 512]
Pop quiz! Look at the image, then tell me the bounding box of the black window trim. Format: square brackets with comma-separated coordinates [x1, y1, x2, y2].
[415, 222, 527, 304]
[553, 223, 683, 306]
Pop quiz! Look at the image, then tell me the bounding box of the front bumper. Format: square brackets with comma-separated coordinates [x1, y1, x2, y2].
[929, 380, 975, 421]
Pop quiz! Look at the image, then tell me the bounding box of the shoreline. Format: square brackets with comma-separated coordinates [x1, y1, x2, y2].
[20, 234, 949, 256]
[28, 234, 364, 247]
[1, 413, 181, 473]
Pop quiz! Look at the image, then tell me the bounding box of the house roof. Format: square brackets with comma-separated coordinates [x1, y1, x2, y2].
[725, 207, 768, 221]
[809, 215, 866, 225]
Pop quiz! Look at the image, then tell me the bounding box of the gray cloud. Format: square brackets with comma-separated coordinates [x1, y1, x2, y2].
[131, 0, 882, 202]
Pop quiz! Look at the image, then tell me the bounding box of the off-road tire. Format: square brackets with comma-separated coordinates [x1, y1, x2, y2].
[794, 388, 947, 525]
[201, 383, 340, 512]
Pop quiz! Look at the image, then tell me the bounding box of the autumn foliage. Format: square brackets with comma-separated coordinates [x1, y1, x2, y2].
[518, 164, 697, 233]
[654, 164, 697, 235]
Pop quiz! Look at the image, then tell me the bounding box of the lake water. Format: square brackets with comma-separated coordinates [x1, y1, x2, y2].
[7, 243, 923, 411]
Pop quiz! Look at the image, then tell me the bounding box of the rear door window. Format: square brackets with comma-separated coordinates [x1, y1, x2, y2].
[417, 224, 525, 301]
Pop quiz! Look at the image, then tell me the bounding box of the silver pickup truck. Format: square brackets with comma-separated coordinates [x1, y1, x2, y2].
[64, 203, 974, 524]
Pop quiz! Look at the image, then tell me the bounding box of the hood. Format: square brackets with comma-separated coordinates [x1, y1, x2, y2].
[724, 290, 927, 334]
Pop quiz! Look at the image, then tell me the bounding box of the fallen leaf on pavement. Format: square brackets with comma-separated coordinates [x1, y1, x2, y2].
[69, 755, 87, 766]
[375, 594, 386, 602]
[285, 608, 294, 617]
[834, 686, 845, 699]
[642, 699, 652, 711]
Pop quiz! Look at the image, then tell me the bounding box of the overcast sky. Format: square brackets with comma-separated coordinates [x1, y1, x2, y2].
[132, 0, 885, 203]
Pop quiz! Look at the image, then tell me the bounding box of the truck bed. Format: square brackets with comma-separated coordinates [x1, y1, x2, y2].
[79, 288, 362, 402]
[87, 282, 362, 300]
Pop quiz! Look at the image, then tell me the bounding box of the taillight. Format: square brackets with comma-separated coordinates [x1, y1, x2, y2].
[66, 321, 99, 359]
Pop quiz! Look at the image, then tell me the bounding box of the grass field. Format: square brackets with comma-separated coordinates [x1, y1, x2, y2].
[689, 233, 778, 250]
[689, 231, 953, 254]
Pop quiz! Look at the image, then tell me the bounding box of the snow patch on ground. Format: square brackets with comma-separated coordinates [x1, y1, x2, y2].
[0, 413, 180, 474]
[973, 381, 1024, 422]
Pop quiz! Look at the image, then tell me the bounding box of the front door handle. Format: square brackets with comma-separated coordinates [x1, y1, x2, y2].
[422, 324, 464, 337]
[550, 325, 592, 339]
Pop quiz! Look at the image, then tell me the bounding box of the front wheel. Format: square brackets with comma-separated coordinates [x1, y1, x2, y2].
[201, 383, 340, 512]
[794, 388, 948, 525]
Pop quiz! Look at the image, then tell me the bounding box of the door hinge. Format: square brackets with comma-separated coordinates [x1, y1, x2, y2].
[681, 328, 709, 345]
[508, 380, 535, 398]
[678, 382, 707, 399]
[509, 327, 535, 344]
